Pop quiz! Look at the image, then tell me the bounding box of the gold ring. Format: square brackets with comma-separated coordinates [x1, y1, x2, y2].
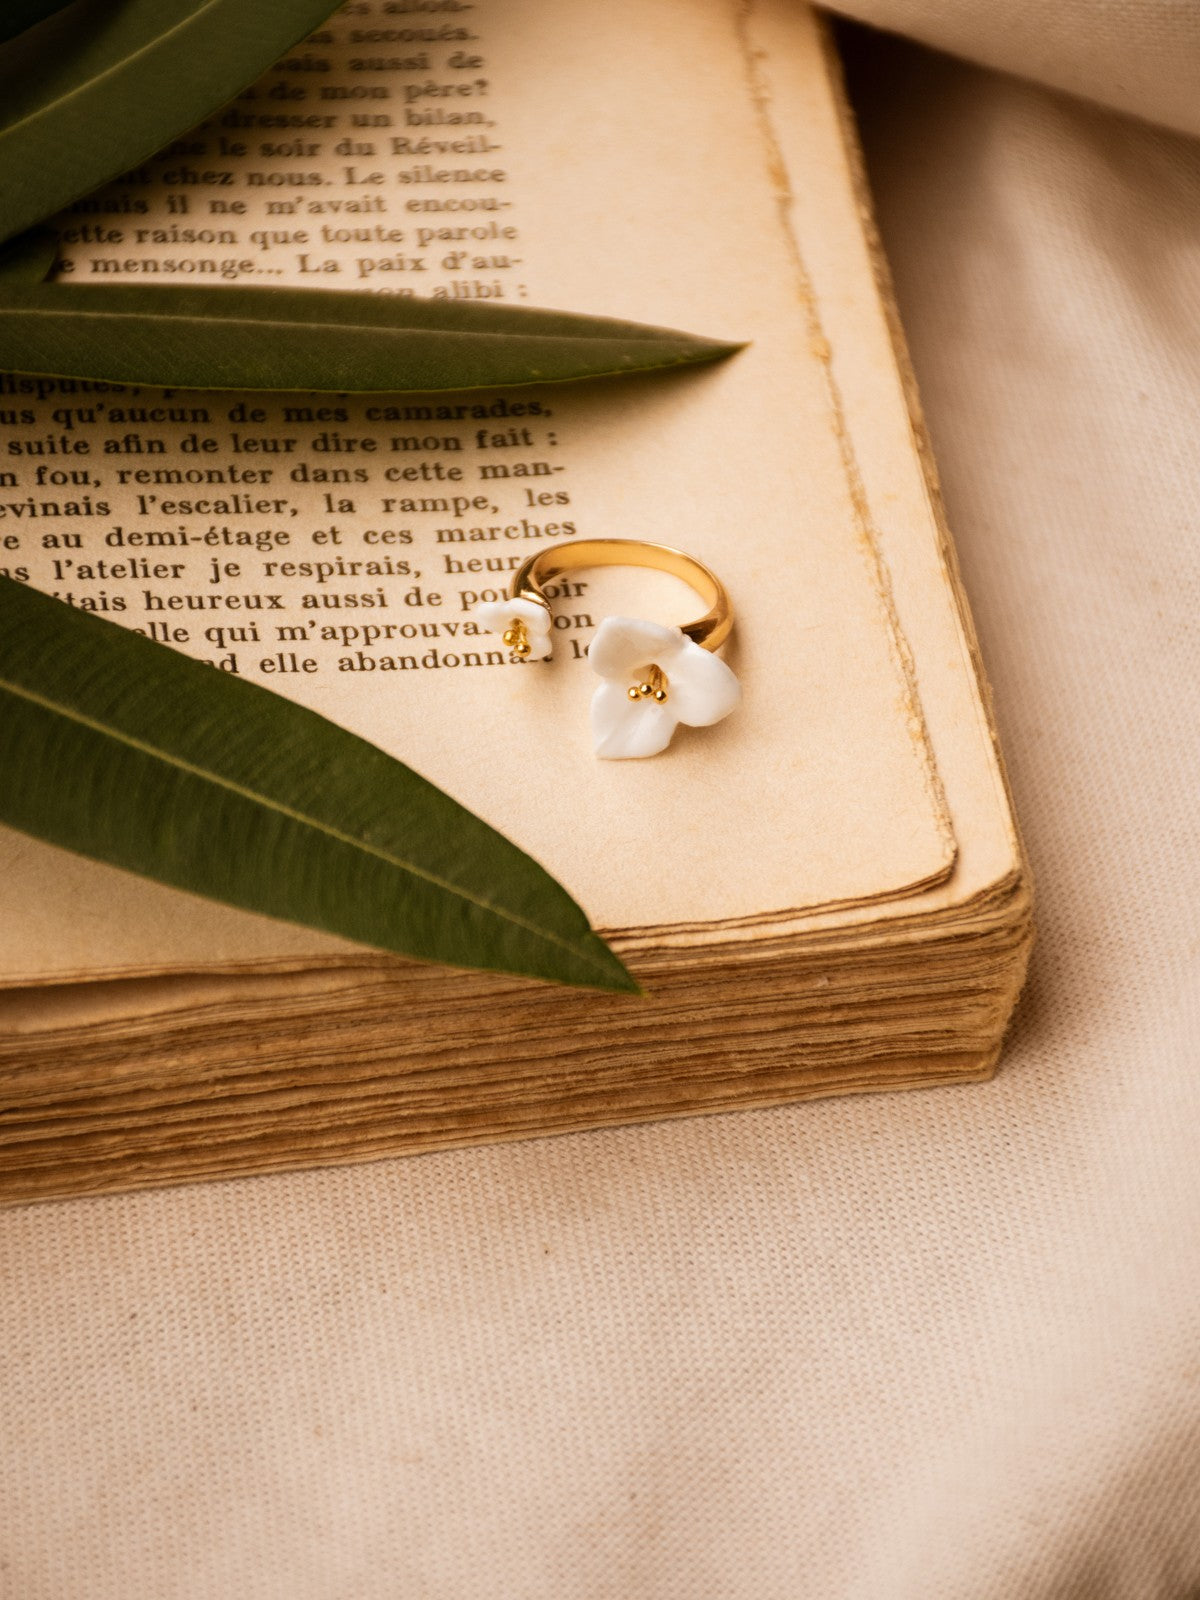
[468, 538, 739, 760]
[513, 539, 733, 651]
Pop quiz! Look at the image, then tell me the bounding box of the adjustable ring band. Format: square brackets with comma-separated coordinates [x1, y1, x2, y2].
[467, 537, 740, 760]
[511, 538, 733, 652]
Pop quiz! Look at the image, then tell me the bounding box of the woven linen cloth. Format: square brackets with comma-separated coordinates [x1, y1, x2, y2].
[833, 0, 1200, 136]
[2, 15, 1200, 1599]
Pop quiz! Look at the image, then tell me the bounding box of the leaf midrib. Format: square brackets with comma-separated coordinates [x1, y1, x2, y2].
[0, 673, 611, 977]
[0, 300, 703, 348]
[1, 0, 248, 142]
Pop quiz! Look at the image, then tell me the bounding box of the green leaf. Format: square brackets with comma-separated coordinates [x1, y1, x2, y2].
[0, 282, 742, 389]
[0, 0, 345, 246]
[0, 226, 57, 282]
[0, 578, 639, 993]
[0, 0, 73, 47]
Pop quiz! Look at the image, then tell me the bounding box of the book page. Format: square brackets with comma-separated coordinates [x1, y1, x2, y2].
[742, 1, 1024, 940]
[0, 0, 958, 985]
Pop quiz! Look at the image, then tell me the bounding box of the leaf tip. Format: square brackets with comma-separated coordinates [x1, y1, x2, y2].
[610, 970, 647, 998]
[700, 337, 749, 358]
[575, 937, 643, 995]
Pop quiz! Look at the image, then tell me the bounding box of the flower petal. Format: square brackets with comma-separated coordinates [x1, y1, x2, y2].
[468, 598, 554, 657]
[590, 679, 678, 759]
[510, 597, 553, 635]
[467, 600, 516, 637]
[588, 615, 684, 682]
[663, 640, 741, 727]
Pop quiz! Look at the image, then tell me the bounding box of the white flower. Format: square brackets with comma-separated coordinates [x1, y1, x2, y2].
[588, 615, 740, 759]
[468, 596, 553, 660]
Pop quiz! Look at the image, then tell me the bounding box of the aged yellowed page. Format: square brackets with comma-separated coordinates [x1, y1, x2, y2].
[0, 0, 960, 986]
[738, 1, 1024, 941]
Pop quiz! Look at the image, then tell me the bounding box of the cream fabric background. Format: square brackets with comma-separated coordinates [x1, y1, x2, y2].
[834, 0, 1200, 136]
[3, 9, 1200, 1596]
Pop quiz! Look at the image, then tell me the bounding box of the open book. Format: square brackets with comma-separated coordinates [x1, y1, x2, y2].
[0, 0, 1031, 1202]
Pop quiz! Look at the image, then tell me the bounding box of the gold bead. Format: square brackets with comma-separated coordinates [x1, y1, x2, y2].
[627, 685, 641, 701]
[653, 688, 668, 703]
[502, 627, 517, 646]
[638, 682, 653, 698]
[514, 639, 531, 658]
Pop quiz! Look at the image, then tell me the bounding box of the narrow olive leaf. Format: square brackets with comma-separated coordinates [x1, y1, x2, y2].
[0, 579, 639, 993]
[0, 0, 73, 46]
[0, 227, 57, 282]
[0, 0, 345, 246]
[0, 282, 742, 390]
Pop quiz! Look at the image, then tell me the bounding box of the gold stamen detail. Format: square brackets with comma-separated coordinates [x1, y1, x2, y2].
[630, 665, 669, 703]
[503, 618, 531, 657]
